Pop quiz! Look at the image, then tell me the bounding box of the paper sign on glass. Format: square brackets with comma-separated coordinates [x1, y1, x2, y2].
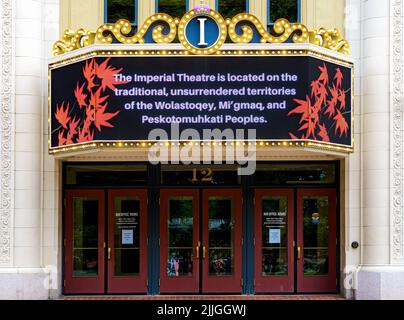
[269, 228, 281, 244]
[122, 229, 134, 245]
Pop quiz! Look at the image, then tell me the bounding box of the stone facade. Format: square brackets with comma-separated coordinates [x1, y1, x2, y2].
[0, 0, 403, 299]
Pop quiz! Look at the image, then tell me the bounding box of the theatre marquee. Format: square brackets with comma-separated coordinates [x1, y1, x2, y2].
[49, 6, 353, 154]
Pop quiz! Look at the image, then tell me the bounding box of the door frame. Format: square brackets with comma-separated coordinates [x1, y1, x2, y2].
[159, 189, 200, 293]
[107, 189, 148, 294]
[64, 189, 105, 294]
[202, 188, 243, 293]
[297, 188, 337, 293]
[254, 189, 294, 293]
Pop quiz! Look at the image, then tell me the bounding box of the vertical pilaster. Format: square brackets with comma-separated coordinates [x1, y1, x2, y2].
[0, 0, 15, 267]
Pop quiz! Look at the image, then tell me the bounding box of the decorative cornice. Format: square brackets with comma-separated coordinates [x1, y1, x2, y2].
[0, 0, 14, 266]
[392, 0, 404, 263]
[52, 11, 350, 56]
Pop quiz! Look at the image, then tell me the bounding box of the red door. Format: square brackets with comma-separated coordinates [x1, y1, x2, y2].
[297, 189, 337, 293]
[202, 189, 242, 293]
[64, 190, 105, 294]
[107, 189, 148, 293]
[160, 189, 200, 293]
[254, 189, 294, 293]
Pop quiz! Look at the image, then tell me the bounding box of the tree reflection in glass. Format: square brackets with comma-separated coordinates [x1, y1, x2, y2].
[167, 197, 194, 277]
[208, 198, 234, 276]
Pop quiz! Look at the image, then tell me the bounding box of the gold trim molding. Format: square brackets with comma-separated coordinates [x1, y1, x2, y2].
[53, 10, 350, 57]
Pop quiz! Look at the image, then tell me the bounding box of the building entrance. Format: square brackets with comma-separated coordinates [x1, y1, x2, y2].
[64, 189, 148, 294]
[159, 189, 243, 294]
[62, 163, 339, 295]
[254, 189, 337, 293]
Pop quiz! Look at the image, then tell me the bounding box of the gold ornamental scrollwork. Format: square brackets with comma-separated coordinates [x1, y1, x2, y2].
[309, 28, 350, 55]
[53, 29, 96, 56]
[96, 14, 178, 45]
[228, 15, 309, 44]
[52, 12, 350, 56]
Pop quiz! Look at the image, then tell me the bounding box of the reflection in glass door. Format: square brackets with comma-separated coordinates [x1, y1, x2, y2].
[202, 189, 242, 293]
[108, 190, 148, 294]
[64, 190, 105, 294]
[254, 190, 294, 293]
[297, 189, 337, 293]
[160, 190, 200, 293]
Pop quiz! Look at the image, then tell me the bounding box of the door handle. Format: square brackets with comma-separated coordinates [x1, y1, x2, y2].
[203, 246, 206, 259]
[196, 246, 200, 259]
[108, 248, 111, 260]
[297, 246, 301, 260]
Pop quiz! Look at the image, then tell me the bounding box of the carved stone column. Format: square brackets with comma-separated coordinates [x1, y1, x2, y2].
[356, 0, 404, 300]
[0, 0, 15, 268]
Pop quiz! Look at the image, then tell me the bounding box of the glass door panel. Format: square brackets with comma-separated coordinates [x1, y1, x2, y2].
[160, 189, 200, 293]
[64, 190, 105, 294]
[73, 198, 99, 277]
[208, 197, 234, 276]
[202, 189, 242, 293]
[297, 189, 337, 293]
[108, 189, 147, 294]
[254, 190, 294, 293]
[167, 197, 194, 277]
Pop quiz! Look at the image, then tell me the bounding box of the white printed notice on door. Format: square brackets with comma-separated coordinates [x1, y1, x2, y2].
[122, 229, 134, 245]
[269, 228, 281, 244]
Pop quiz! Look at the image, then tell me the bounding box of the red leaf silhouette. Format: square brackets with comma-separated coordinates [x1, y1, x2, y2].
[74, 83, 87, 109]
[334, 68, 343, 88]
[83, 59, 96, 90]
[77, 128, 94, 143]
[289, 95, 312, 124]
[310, 80, 321, 97]
[316, 83, 328, 108]
[338, 90, 346, 110]
[58, 130, 67, 146]
[96, 58, 128, 92]
[68, 116, 80, 136]
[289, 132, 299, 139]
[318, 63, 329, 85]
[90, 88, 109, 110]
[318, 124, 330, 142]
[54, 58, 128, 147]
[324, 85, 339, 118]
[334, 110, 349, 137]
[94, 105, 120, 131]
[55, 102, 71, 129]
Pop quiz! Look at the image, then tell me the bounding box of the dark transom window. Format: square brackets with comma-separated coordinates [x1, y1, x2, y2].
[157, 0, 188, 18]
[268, 0, 300, 24]
[106, 0, 137, 25]
[218, 0, 248, 19]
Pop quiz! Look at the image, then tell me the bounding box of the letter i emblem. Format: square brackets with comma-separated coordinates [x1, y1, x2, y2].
[198, 18, 208, 46]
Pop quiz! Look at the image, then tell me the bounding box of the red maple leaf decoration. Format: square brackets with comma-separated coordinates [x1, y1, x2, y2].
[338, 89, 346, 110]
[334, 68, 343, 88]
[83, 59, 96, 90]
[54, 58, 125, 147]
[58, 130, 67, 146]
[55, 102, 71, 129]
[94, 105, 120, 131]
[318, 63, 329, 85]
[288, 95, 312, 124]
[310, 80, 321, 97]
[288, 63, 350, 143]
[96, 58, 129, 92]
[318, 124, 330, 142]
[74, 83, 87, 109]
[334, 110, 349, 137]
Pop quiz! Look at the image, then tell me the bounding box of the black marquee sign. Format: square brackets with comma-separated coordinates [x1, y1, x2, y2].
[49, 54, 353, 153]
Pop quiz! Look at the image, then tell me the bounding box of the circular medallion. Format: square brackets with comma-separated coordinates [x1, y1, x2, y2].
[178, 9, 227, 55]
